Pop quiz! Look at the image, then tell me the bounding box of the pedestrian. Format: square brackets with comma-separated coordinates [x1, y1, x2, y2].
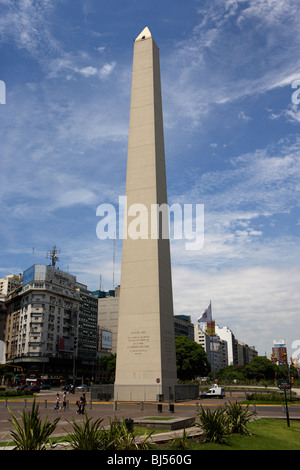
[76, 397, 82, 414]
[54, 393, 60, 411]
[80, 393, 86, 414]
[60, 391, 67, 411]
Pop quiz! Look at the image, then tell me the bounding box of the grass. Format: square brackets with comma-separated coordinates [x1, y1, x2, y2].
[158, 418, 300, 450]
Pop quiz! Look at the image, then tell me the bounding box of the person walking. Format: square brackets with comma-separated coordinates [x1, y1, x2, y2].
[80, 393, 86, 414]
[53, 393, 60, 411]
[60, 391, 67, 411]
[76, 397, 82, 414]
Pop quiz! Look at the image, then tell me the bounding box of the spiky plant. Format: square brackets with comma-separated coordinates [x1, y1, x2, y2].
[225, 401, 256, 435]
[101, 417, 139, 450]
[67, 412, 105, 450]
[197, 405, 229, 444]
[170, 428, 190, 450]
[9, 400, 60, 450]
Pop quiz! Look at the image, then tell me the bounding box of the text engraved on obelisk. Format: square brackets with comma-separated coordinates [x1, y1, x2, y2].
[127, 330, 150, 356]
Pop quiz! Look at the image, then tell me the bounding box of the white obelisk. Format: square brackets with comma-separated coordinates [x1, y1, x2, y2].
[114, 27, 177, 401]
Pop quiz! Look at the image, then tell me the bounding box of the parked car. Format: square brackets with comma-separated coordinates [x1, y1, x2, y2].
[40, 384, 51, 390]
[76, 384, 89, 392]
[24, 385, 40, 392]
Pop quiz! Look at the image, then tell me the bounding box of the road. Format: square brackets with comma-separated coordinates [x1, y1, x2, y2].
[0, 387, 299, 443]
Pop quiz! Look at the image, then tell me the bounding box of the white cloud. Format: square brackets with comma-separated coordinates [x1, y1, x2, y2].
[100, 62, 116, 78]
[72, 62, 116, 80]
[79, 66, 99, 77]
[238, 111, 251, 121]
[0, 0, 61, 59]
[172, 263, 300, 354]
[162, 0, 300, 127]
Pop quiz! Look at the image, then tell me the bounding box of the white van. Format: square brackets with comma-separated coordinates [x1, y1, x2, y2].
[200, 384, 225, 399]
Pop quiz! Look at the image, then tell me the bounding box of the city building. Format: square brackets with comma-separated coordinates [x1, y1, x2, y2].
[0, 274, 22, 296]
[93, 287, 120, 354]
[271, 339, 287, 365]
[4, 265, 79, 376]
[75, 282, 98, 366]
[174, 315, 194, 341]
[194, 324, 228, 373]
[2, 264, 98, 382]
[215, 325, 236, 366]
[0, 298, 6, 343]
[235, 339, 257, 366]
[195, 322, 257, 373]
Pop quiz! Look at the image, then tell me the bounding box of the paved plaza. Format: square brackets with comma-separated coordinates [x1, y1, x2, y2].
[0, 388, 299, 446]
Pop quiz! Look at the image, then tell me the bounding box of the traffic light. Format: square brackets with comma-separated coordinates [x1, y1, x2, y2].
[283, 351, 287, 363]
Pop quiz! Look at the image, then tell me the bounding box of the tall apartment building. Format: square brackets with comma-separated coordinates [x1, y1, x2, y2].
[195, 323, 257, 372]
[215, 325, 236, 366]
[174, 315, 194, 341]
[0, 274, 23, 296]
[76, 282, 98, 365]
[0, 298, 6, 343]
[271, 340, 287, 365]
[3, 264, 98, 380]
[194, 324, 228, 373]
[236, 339, 257, 366]
[93, 287, 120, 354]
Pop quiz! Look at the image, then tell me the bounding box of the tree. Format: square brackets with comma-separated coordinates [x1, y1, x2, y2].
[216, 365, 245, 383]
[99, 354, 116, 374]
[243, 356, 277, 381]
[98, 354, 116, 383]
[175, 335, 210, 381]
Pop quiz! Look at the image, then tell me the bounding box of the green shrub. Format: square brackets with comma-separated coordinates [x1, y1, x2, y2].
[246, 392, 295, 402]
[67, 415, 154, 450]
[101, 417, 140, 450]
[197, 401, 256, 443]
[67, 413, 105, 450]
[170, 428, 190, 450]
[225, 401, 256, 435]
[8, 400, 60, 450]
[197, 405, 229, 444]
[0, 390, 34, 398]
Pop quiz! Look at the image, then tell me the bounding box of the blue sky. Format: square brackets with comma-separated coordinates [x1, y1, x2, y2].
[0, 0, 299, 357]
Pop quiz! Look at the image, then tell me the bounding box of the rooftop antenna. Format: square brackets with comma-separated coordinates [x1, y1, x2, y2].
[46, 245, 61, 267]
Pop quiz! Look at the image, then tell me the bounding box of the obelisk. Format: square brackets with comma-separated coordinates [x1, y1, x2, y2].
[114, 27, 177, 401]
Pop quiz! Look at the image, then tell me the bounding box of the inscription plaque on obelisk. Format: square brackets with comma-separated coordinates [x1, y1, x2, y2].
[114, 27, 177, 401]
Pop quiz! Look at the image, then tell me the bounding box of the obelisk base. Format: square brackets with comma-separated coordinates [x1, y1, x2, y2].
[114, 382, 176, 402]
